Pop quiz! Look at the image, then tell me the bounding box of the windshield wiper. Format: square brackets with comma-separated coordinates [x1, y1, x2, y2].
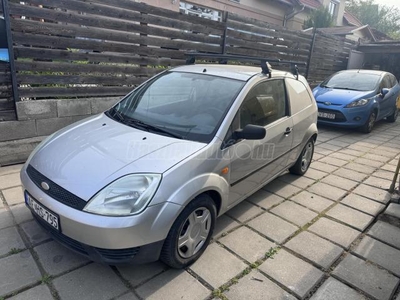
[126, 118, 185, 139]
[333, 87, 362, 91]
[106, 107, 126, 123]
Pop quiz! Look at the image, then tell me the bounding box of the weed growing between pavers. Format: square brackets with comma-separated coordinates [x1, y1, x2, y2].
[41, 274, 51, 284]
[265, 246, 280, 259]
[8, 247, 23, 255]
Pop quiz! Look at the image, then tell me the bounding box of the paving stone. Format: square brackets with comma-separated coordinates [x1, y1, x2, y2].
[344, 163, 375, 174]
[246, 189, 284, 209]
[326, 140, 351, 147]
[213, 214, 240, 239]
[226, 201, 263, 223]
[304, 168, 328, 180]
[248, 212, 298, 243]
[8, 285, 53, 300]
[10, 203, 33, 224]
[0, 208, 14, 229]
[0, 251, 41, 297]
[290, 191, 333, 213]
[353, 157, 384, 168]
[285, 231, 343, 269]
[271, 201, 318, 227]
[341, 193, 385, 216]
[317, 143, 343, 152]
[0, 164, 23, 177]
[363, 176, 392, 190]
[224, 269, 296, 300]
[321, 175, 358, 191]
[118, 261, 168, 287]
[0, 172, 22, 189]
[333, 168, 368, 182]
[330, 152, 356, 161]
[382, 164, 397, 172]
[353, 236, 400, 277]
[278, 173, 315, 189]
[35, 240, 89, 276]
[263, 180, 301, 199]
[115, 292, 139, 300]
[310, 277, 367, 300]
[314, 148, 335, 156]
[2, 186, 24, 206]
[20, 220, 50, 246]
[136, 269, 210, 300]
[326, 204, 373, 231]
[368, 221, 400, 250]
[53, 263, 128, 300]
[339, 148, 365, 157]
[384, 203, 400, 219]
[309, 161, 338, 173]
[312, 153, 324, 161]
[307, 182, 347, 201]
[0, 226, 25, 256]
[363, 153, 390, 163]
[332, 254, 399, 300]
[352, 184, 391, 203]
[220, 226, 275, 262]
[189, 243, 247, 288]
[373, 170, 395, 180]
[350, 142, 375, 150]
[319, 157, 348, 167]
[259, 250, 324, 299]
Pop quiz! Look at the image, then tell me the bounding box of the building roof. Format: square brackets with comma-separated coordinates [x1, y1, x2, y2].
[317, 25, 376, 41]
[297, 0, 321, 9]
[343, 11, 363, 27]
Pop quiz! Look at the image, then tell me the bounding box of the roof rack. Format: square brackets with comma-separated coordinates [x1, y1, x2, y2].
[185, 53, 307, 79]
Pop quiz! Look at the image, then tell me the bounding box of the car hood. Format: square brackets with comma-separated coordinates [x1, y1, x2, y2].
[313, 87, 375, 105]
[28, 114, 205, 201]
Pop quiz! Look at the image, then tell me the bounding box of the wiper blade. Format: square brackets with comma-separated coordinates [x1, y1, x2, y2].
[126, 119, 184, 139]
[106, 107, 125, 123]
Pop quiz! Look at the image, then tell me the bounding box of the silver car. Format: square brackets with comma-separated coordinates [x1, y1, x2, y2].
[21, 63, 317, 268]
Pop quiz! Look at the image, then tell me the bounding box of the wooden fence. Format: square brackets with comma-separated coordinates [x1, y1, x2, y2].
[0, 0, 356, 118]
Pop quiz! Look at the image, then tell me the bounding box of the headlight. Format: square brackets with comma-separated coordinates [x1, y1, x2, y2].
[84, 174, 161, 216]
[345, 98, 371, 108]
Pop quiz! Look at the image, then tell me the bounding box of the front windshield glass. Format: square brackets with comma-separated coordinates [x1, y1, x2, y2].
[108, 71, 245, 143]
[321, 72, 380, 91]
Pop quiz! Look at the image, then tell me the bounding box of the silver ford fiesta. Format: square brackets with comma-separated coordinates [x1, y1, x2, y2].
[21, 61, 317, 268]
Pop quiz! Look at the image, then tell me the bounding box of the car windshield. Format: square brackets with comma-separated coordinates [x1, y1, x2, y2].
[320, 72, 381, 91]
[107, 71, 245, 143]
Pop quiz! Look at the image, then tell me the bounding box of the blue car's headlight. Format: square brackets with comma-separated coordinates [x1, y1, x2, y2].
[345, 98, 371, 108]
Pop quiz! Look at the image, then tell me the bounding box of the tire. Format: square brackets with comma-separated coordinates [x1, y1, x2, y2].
[387, 106, 398, 123]
[360, 110, 377, 133]
[160, 194, 216, 269]
[289, 138, 314, 176]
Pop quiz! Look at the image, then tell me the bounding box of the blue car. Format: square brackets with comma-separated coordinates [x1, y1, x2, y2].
[313, 70, 400, 133]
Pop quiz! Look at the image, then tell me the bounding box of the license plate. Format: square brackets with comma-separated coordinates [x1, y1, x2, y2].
[318, 112, 335, 119]
[26, 193, 60, 231]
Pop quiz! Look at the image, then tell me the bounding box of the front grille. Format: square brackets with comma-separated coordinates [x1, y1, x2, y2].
[27, 165, 87, 210]
[95, 247, 140, 261]
[318, 109, 347, 122]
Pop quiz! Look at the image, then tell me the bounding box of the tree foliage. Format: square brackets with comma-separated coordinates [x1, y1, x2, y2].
[303, 6, 334, 29]
[346, 0, 400, 38]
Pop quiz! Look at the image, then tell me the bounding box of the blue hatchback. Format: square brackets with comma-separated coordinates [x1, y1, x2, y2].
[313, 70, 400, 133]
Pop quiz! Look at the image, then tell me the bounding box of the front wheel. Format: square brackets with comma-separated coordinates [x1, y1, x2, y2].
[289, 138, 314, 176]
[387, 106, 398, 123]
[160, 194, 216, 269]
[360, 110, 376, 133]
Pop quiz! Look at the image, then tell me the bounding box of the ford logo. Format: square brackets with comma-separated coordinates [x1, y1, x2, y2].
[324, 102, 332, 106]
[41, 182, 50, 191]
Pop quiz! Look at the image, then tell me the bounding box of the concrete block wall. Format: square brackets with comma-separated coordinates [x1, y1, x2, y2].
[0, 97, 120, 166]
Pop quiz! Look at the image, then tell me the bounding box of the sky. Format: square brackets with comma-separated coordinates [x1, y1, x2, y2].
[374, 0, 400, 10]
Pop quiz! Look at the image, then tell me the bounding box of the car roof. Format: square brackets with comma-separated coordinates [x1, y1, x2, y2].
[171, 64, 292, 81]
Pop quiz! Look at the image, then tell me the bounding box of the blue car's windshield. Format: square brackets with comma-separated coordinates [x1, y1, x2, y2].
[107, 71, 245, 143]
[321, 72, 380, 91]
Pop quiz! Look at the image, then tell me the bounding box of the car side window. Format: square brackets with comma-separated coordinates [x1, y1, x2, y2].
[380, 75, 391, 90]
[389, 74, 398, 88]
[285, 78, 313, 114]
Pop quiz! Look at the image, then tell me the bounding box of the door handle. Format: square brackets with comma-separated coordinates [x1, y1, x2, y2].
[284, 127, 292, 135]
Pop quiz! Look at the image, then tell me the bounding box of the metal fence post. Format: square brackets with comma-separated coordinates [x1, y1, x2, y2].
[2, 0, 19, 105]
[221, 12, 228, 54]
[305, 27, 317, 79]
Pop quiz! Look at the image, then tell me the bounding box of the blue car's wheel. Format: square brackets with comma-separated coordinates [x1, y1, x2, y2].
[387, 106, 398, 123]
[360, 110, 376, 133]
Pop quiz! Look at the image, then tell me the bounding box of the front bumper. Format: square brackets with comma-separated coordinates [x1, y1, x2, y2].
[317, 105, 371, 127]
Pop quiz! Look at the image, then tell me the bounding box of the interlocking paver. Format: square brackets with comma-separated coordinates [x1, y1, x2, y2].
[310, 161, 338, 173]
[352, 184, 391, 203]
[0, 251, 41, 297]
[330, 152, 356, 161]
[290, 191, 333, 213]
[307, 182, 347, 201]
[225, 270, 296, 300]
[367, 221, 400, 250]
[259, 250, 324, 299]
[0, 208, 14, 229]
[314, 148, 334, 156]
[10, 204, 33, 224]
[353, 236, 400, 277]
[326, 204, 373, 231]
[339, 148, 365, 157]
[115, 293, 139, 300]
[373, 169, 396, 180]
[220, 226, 275, 262]
[118, 261, 167, 287]
[363, 153, 390, 163]
[285, 231, 343, 269]
[319, 157, 348, 167]
[326, 140, 351, 147]
[363, 176, 392, 189]
[248, 212, 298, 243]
[344, 163, 375, 174]
[189, 243, 247, 288]
[213, 214, 240, 239]
[382, 164, 397, 172]
[20, 220, 50, 246]
[304, 168, 328, 180]
[341, 193, 385, 216]
[136, 269, 210, 300]
[226, 201, 263, 223]
[353, 157, 384, 168]
[8, 285, 53, 300]
[246, 189, 284, 209]
[278, 173, 315, 189]
[263, 181, 301, 199]
[35, 241, 89, 276]
[0, 164, 22, 177]
[384, 203, 400, 219]
[53, 263, 128, 300]
[0, 172, 22, 190]
[310, 277, 367, 300]
[271, 201, 318, 227]
[333, 168, 368, 182]
[321, 175, 358, 191]
[332, 254, 399, 300]
[318, 143, 342, 151]
[2, 186, 24, 206]
[0, 226, 25, 256]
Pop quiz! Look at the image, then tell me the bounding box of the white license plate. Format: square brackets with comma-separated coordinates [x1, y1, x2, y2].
[318, 112, 335, 119]
[26, 194, 60, 231]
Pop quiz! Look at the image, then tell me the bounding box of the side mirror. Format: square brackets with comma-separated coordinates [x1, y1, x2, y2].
[381, 88, 390, 97]
[234, 124, 266, 140]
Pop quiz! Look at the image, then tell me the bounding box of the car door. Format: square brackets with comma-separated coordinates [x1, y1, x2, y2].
[225, 78, 294, 207]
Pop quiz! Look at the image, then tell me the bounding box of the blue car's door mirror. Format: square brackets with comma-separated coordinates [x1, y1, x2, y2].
[380, 88, 390, 98]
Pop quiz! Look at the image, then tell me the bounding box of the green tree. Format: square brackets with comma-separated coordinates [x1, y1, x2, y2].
[303, 6, 334, 29]
[346, 0, 400, 38]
